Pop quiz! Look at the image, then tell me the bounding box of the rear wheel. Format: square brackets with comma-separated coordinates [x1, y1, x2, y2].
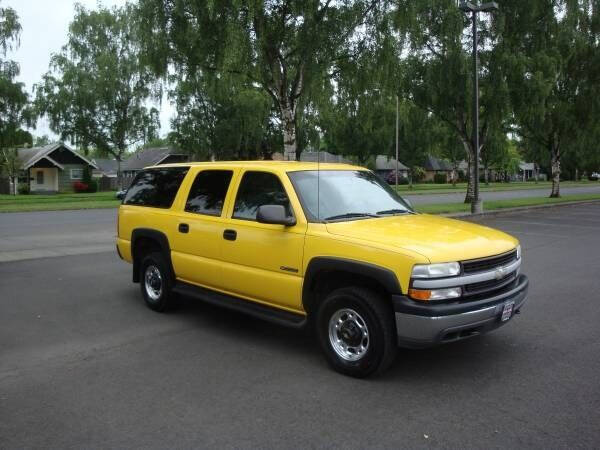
[316, 287, 397, 378]
[140, 251, 176, 312]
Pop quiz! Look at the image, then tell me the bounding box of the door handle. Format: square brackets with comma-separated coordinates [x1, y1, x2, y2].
[223, 229, 237, 241]
[178, 223, 189, 233]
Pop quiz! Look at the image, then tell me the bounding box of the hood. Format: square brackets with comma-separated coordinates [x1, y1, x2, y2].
[325, 214, 518, 263]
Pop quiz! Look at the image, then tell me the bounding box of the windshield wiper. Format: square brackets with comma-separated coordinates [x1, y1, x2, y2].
[376, 208, 413, 215]
[324, 212, 380, 222]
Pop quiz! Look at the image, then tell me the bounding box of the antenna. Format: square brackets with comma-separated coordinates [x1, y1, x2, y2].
[317, 148, 321, 221]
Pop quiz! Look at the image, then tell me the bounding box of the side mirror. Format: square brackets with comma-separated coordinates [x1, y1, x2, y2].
[116, 190, 126, 201]
[256, 204, 296, 226]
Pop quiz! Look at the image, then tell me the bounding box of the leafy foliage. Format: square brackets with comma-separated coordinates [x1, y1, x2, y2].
[34, 3, 160, 186]
[137, 0, 387, 159]
[503, 0, 600, 196]
[0, 2, 34, 194]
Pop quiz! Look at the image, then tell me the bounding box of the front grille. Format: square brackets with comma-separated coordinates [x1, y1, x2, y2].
[464, 272, 517, 296]
[462, 250, 517, 274]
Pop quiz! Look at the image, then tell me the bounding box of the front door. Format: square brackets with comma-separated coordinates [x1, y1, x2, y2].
[30, 168, 58, 192]
[170, 168, 236, 290]
[219, 170, 307, 312]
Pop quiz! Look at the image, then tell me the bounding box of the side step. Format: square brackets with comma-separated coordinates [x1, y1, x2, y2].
[173, 281, 307, 329]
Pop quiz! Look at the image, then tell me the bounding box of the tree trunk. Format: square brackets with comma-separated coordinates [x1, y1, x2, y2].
[550, 147, 560, 198]
[116, 156, 122, 190]
[280, 103, 297, 161]
[460, 138, 474, 203]
[484, 163, 489, 186]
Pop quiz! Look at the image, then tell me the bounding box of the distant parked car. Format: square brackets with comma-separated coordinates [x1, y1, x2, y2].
[384, 171, 408, 185]
[590, 172, 600, 181]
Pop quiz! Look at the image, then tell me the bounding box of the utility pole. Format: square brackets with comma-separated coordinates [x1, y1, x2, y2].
[459, 1, 498, 214]
[395, 94, 399, 189]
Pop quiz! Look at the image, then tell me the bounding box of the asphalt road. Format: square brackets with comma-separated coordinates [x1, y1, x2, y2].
[1, 204, 600, 448]
[0, 209, 115, 262]
[403, 184, 600, 205]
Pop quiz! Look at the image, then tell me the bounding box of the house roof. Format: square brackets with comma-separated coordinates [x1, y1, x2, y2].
[424, 154, 453, 171]
[375, 155, 408, 171]
[299, 151, 352, 164]
[16, 142, 98, 170]
[92, 158, 119, 176]
[121, 147, 188, 171]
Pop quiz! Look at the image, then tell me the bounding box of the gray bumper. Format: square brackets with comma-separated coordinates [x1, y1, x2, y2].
[393, 275, 529, 348]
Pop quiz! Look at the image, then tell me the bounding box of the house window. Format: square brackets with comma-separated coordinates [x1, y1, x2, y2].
[36, 171, 44, 185]
[70, 168, 84, 180]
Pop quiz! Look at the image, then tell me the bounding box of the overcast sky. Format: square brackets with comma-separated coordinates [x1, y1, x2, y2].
[4, 0, 173, 141]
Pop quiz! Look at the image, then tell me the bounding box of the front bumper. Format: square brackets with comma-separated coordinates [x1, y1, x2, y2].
[392, 274, 529, 348]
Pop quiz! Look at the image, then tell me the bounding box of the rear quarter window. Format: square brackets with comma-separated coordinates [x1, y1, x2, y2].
[123, 167, 189, 208]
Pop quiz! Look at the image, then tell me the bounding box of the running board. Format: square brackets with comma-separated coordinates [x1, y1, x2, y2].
[173, 281, 307, 329]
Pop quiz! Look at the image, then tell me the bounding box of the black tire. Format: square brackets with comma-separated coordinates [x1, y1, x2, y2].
[139, 251, 176, 312]
[316, 286, 397, 378]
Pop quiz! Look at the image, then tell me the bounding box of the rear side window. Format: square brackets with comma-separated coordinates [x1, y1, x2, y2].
[233, 171, 292, 220]
[123, 167, 189, 208]
[185, 170, 233, 216]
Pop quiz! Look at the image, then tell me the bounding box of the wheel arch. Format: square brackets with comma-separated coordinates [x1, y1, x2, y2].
[302, 257, 402, 315]
[131, 228, 174, 283]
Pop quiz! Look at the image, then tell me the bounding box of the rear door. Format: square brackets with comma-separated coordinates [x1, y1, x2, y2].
[170, 168, 237, 289]
[218, 170, 307, 311]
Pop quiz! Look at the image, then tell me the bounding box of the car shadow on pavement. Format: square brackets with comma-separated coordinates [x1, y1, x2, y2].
[158, 291, 518, 383]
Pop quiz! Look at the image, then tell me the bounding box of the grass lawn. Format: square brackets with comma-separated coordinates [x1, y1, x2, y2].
[0, 191, 120, 212]
[415, 193, 600, 215]
[395, 180, 598, 195]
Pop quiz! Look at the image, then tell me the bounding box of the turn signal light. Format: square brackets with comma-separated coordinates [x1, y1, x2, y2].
[409, 289, 431, 301]
[409, 287, 462, 302]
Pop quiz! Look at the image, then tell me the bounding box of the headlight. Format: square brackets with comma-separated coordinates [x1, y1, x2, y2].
[409, 287, 462, 302]
[411, 262, 461, 279]
[516, 244, 522, 260]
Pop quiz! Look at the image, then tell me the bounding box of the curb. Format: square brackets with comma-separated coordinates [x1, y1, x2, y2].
[441, 199, 600, 219]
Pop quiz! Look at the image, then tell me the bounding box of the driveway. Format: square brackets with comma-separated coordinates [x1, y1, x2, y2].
[403, 184, 600, 204]
[1, 204, 600, 448]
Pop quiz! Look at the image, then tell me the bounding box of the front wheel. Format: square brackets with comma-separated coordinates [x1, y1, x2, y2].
[316, 287, 397, 378]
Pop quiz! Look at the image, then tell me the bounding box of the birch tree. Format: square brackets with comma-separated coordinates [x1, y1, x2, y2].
[138, 0, 384, 160]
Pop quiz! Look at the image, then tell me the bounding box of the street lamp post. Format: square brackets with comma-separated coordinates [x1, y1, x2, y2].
[395, 94, 399, 189]
[459, 1, 498, 214]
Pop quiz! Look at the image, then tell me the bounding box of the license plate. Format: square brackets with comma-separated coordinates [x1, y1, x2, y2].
[501, 301, 515, 322]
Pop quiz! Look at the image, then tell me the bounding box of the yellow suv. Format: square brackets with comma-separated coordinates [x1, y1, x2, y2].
[117, 161, 528, 377]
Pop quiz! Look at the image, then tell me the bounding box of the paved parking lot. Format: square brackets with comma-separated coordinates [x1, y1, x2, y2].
[1, 203, 599, 448]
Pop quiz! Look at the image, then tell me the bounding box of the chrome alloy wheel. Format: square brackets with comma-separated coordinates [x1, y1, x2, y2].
[328, 308, 370, 361]
[144, 265, 163, 302]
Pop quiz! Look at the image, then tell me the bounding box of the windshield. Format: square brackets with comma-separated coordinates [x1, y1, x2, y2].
[288, 170, 413, 222]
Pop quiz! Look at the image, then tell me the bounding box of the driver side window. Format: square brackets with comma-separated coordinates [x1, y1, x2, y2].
[233, 171, 292, 221]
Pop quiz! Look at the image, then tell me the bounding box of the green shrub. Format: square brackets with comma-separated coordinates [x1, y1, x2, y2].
[433, 173, 447, 184]
[398, 177, 409, 185]
[17, 183, 30, 195]
[411, 166, 426, 182]
[87, 179, 98, 193]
